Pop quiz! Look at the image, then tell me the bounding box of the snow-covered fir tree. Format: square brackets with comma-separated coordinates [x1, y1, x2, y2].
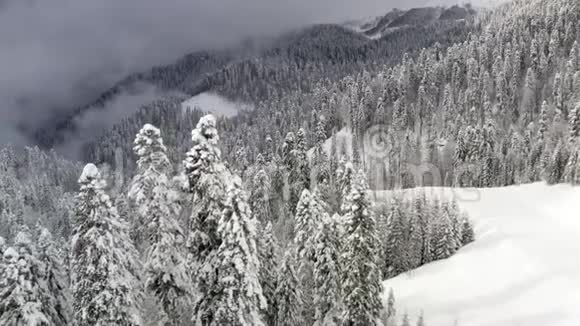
[185, 114, 268, 326]
[293, 188, 327, 325]
[336, 158, 356, 214]
[432, 208, 455, 261]
[443, 201, 462, 253]
[129, 124, 188, 325]
[37, 227, 70, 325]
[294, 189, 326, 262]
[257, 222, 279, 326]
[71, 164, 141, 326]
[274, 252, 303, 326]
[383, 197, 408, 278]
[184, 115, 229, 325]
[313, 214, 343, 326]
[214, 176, 266, 326]
[461, 215, 475, 245]
[250, 165, 272, 223]
[129, 124, 179, 248]
[564, 104, 580, 184]
[341, 170, 383, 326]
[286, 128, 311, 214]
[0, 228, 56, 325]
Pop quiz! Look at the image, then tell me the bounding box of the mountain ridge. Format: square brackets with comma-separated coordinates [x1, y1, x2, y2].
[35, 7, 475, 152]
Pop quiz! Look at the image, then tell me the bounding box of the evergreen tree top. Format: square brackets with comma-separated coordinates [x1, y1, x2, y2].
[133, 123, 169, 168]
[193, 114, 219, 146]
[37, 227, 53, 249]
[14, 228, 32, 247]
[2, 246, 17, 260]
[78, 163, 100, 184]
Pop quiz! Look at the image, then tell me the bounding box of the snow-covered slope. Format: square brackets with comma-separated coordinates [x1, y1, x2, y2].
[382, 183, 580, 326]
[344, 3, 483, 40]
[424, 0, 510, 8]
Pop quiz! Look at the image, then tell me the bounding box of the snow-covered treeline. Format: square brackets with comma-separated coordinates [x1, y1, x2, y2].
[3, 119, 459, 325]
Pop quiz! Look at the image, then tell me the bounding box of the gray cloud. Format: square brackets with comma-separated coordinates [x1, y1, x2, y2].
[0, 0, 433, 151]
[54, 83, 178, 159]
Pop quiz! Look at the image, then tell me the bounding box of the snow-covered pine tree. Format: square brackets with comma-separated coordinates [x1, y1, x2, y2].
[529, 101, 551, 179]
[129, 124, 188, 325]
[129, 124, 178, 247]
[274, 252, 303, 326]
[293, 188, 327, 325]
[294, 189, 326, 262]
[288, 128, 311, 214]
[336, 158, 355, 214]
[37, 227, 70, 325]
[0, 228, 55, 325]
[115, 193, 137, 245]
[407, 211, 422, 270]
[142, 208, 188, 326]
[545, 139, 569, 184]
[341, 170, 383, 326]
[250, 167, 272, 223]
[71, 164, 141, 326]
[538, 101, 549, 142]
[432, 207, 455, 261]
[461, 214, 475, 245]
[568, 103, 580, 146]
[313, 214, 342, 326]
[312, 118, 332, 204]
[445, 201, 463, 252]
[413, 192, 432, 266]
[281, 132, 296, 172]
[184, 115, 229, 325]
[523, 67, 537, 123]
[214, 176, 266, 326]
[384, 198, 407, 278]
[257, 222, 279, 326]
[374, 97, 387, 126]
[315, 116, 327, 148]
[376, 211, 389, 278]
[564, 104, 580, 184]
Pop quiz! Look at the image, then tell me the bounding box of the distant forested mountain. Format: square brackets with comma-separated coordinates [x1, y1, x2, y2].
[34, 5, 476, 151]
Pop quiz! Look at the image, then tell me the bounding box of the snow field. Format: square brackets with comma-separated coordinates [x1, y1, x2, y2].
[381, 183, 580, 326]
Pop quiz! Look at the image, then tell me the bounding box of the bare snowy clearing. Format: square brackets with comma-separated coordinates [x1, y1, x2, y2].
[381, 183, 580, 326]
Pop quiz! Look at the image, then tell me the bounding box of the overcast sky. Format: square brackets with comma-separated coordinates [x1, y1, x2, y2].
[0, 0, 441, 149]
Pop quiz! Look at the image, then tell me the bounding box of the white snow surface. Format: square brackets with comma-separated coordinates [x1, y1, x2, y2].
[181, 92, 252, 117]
[381, 183, 580, 326]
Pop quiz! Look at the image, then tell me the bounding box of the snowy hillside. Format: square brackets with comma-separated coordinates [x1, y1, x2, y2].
[423, 0, 510, 8]
[382, 183, 580, 326]
[344, 4, 475, 40]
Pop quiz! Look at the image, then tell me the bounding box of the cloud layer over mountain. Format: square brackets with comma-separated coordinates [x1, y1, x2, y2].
[0, 0, 432, 149]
